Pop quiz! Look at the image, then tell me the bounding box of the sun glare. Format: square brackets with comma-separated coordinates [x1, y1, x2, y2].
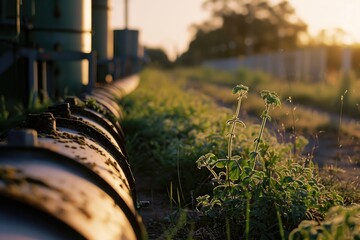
[288, 0, 360, 45]
[112, 0, 360, 58]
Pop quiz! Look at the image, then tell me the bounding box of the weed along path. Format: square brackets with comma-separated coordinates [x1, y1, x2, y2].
[283, 105, 360, 185]
[183, 78, 360, 184]
[123, 68, 360, 239]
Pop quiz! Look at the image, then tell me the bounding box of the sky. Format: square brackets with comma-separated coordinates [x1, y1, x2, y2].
[112, 0, 360, 60]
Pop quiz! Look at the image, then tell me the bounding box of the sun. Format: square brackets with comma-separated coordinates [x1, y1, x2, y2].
[288, 0, 360, 45]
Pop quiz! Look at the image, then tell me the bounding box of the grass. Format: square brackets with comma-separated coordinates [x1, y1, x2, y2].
[1, 65, 357, 238]
[289, 205, 360, 240]
[120, 68, 307, 196]
[177, 67, 360, 200]
[119, 68, 232, 196]
[180, 73, 333, 141]
[261, 73, 360, 119]
[195, 85, 343, 239]
[175, 67, 360, 140]
[120, 68, 360, 239]
[0, 92, 52, 135]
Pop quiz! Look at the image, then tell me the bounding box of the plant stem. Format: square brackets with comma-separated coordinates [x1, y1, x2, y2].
[226, 218, 231, 240]
[226, 96, 243, 182]
[245, 193, 251, 240]
[275, 204, 285, 240]
[337, 91, 346, 169]
[206, 165, 219, 180]
[289, 98, 297, 156]
[170, 182, 173, 214]
[177, 147, 185, 204]
[253, 104, 270, 170]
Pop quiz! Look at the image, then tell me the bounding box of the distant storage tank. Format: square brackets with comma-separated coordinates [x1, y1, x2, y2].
[0, 0, 22, 104]
[92, 0, 114, 83]
[92, 0, 113, 60]
[26, 0, 92, 95]
[114, 29, 140, 76]
[0, 0, 20, 41]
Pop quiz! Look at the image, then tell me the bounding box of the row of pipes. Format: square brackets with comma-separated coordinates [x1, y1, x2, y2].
[0, 74, 146, 239]
[0, 1, 147, 239]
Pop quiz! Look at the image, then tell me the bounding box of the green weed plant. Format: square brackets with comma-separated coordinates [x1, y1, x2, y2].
[120, 69, 232, 193]
[196, 85, 343, 239]
[290, 205, 360, 240]
[121, 68, 347, 239]
[0, 96, 9, 122]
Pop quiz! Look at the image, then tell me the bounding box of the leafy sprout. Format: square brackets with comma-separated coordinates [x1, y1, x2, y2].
[261, 90, 281, 107]
[196, 85, 342, 239]
[233, 84, 249, 98]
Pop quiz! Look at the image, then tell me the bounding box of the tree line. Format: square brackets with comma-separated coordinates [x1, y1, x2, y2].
[146, 0, 357, 67]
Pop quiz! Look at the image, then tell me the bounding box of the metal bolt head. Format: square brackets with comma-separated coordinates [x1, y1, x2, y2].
[8, 129, 38, 146]
[26, 112, 56, 133]
[48, 103, 71, 117]
[65, 96, 85, 107]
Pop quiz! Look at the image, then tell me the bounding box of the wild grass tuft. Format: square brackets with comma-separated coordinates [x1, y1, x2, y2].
[196, 85, 343, 239]
[122, 67, 356, 239]
[290, 205, 360, 240]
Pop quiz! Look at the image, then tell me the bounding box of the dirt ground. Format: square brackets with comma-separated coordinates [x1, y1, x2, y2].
[305, 131, 360, 182]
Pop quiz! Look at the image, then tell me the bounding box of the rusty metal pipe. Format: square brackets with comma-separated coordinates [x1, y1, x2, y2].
[0, 74, 145, 239]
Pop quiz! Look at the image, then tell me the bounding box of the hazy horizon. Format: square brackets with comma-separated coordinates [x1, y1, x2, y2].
[112, 0, 360, 60]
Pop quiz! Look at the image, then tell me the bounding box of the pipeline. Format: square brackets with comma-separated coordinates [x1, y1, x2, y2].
[0, 75, 146, 240]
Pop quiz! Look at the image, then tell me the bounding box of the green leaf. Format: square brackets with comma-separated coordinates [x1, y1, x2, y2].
[235, 119, 246, 128]
[226, 118, 235, 125]
[229, 161, 241, 181]
[196, 153, 217, 168]
[196, 155, 207, 169]
[196, 194, 210, 203]
[218, 171, 226, 179]
[296, 180, 304, 186]
[215, 159, 228, 168]
[213, 185, 227, 198]
[250, 151, 258, 159]
[260, 110, 271, 120]
[207, 153, 218, 165]
[243, 166, 253, 175]
[210, 199, 222, 207]
[260, 90, 281, 107]
[226, 118, 246, 128]
[231, 155, 242, 161]
[283, 176, 294, 183]
[232, 84, 249, 95]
